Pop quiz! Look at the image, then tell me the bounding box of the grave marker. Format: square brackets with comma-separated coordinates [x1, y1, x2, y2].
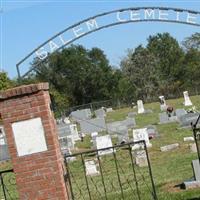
[134, 150, 148, 167]
[179, 113, 200, 127]
[192, 160, 200, 181]
[159, 95, 167, 111]
[80, 117, 106, 134]
[160, 143, 179, 152]
[96, 135, 113, 155]
[175, 109, 187, 118]
[95, 108, 106, 118]
[137, 100, 145, 114]
[85, 159, 100, 176]
[183, 91, 193, 106]
[132, 128, 152, 150]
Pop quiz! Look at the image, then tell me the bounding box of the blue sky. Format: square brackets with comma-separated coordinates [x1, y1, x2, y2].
[1, 0, 200, 78]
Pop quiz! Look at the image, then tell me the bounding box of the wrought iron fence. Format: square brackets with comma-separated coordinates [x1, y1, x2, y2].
[64, 140, 157, 200]
[192, 115, 200, 164]
[0, 169, 19, 200]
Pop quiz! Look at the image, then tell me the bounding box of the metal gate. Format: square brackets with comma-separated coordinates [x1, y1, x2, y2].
[64, 140, 157, 200]
[0, 169, 19, 200]
[192, 115, 200, 164]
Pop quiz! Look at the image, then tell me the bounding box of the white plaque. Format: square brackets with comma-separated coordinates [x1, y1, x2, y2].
[12, 117, 47, 156]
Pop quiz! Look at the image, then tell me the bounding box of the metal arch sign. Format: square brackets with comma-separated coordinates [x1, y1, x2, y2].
[16, 7, 200, 79]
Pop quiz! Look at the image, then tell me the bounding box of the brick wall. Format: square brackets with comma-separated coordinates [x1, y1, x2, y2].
[0, 83, 68, 200]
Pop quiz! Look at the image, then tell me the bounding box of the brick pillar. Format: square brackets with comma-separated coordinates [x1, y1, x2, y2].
[0, 83, 68, 200]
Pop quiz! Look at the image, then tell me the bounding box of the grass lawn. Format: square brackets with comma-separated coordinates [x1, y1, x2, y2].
[72, 95, 200, 199]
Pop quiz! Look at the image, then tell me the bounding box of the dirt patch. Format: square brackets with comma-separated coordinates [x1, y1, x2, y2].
[162, 181, 184, 193]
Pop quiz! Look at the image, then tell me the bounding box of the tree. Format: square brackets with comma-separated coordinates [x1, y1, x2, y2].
[182, 32, 200, 51]
[0, 72, 12, 91]
[120, 45, 159, 101]
[31, 45, 116, 112]
[183, 48, 200, 94]
[147, 33, 185, 83]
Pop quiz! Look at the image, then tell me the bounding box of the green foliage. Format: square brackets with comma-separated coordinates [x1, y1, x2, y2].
[22, 32, 200, 114]
[147, 33, 185, 82]
[121, 45, 159, 101]
[31, 45, 119, 113]
[0, 72, 12, 91]
[183, 32, 200, 50]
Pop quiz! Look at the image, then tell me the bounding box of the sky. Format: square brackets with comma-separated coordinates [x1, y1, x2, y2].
[1, 0, 200, 78]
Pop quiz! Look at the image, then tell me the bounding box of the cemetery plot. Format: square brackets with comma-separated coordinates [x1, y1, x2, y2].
[80, 118, 106, 134]
[70, 109, 92, 122]
[64, 141, 157, 200]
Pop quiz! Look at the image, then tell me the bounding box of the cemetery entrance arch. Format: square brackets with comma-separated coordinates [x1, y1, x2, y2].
[16, 7, 200, 79]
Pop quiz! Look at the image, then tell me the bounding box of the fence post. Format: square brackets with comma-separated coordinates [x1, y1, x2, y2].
[0, 83, 69, 199]
[144, 141, 158, 200]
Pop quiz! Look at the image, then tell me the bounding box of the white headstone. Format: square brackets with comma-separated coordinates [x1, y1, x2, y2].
[184, 137, 194, 142]
[70, 124, 80, 141]
[106, 108, 113, 112]
[183, 91, 193, 106]
[132, 128, 152, 150]
[85, 160, 100, 176]
[12, 117, 47, 156]
[63, 117, 71, 124]
[159, 96, 167, 111]
[137, 100, 145, 114]
[96, 135, 113, 155]
[160, 143, 179, 152]
[135, 150, 148, 167]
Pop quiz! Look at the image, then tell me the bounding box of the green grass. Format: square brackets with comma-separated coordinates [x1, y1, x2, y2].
[72, 95, 200, 199]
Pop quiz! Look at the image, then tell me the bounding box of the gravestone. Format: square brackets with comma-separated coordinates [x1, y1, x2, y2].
[63, 117, 71, 124]
[179, 113, 200, 127]
[175, 109, 187, 118]
[184, 137, 194, 142]
[59, 136, 74, 150]
[107, 118, 136, 134]
[106, 107, 113, 112]
[134, 150, 148, 167]
[95, 108, 106, 118]
[146, 125, 158, 138]
[192, 160, 200, 181]
[57, 123, 80, 141]
[85, 159, 100, 176]
[159, 113, 169, 124]
[80, 117, 106, 134]
[132, 128, 152, 150]
[117, 126, 129, 144]
[70, 109, 92, 122]
[107, 121, 123, 134]
[159, 113, 177, 124]
[123, 117, 136, 129]
[95, 135, 113, 155]
[159, 95, 167, 112]
[91, 132, 98, 148]
[190, 143, 197, 153]
[160, 143, 179, 152]
[137, 100, 145, 114]
[183, 91, 193, 106]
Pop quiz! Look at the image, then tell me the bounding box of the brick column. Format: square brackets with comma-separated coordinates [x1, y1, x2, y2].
[0, 83, 68, 200]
